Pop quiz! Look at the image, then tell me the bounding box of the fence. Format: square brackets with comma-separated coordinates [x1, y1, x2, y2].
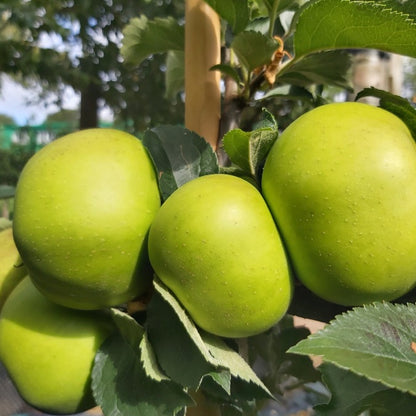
[0, 121, 114, 152]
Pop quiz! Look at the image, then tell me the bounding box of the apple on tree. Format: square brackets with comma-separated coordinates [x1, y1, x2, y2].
[148, 174, 293, 338]
[12, 128, 161, 310]
[0, 278, 115, 415]
[262, 102, 416, 306]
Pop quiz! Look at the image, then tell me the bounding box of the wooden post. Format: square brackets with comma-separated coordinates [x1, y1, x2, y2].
[185, 0, 221, 150]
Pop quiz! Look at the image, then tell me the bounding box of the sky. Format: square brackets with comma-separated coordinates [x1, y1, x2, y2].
[0, 32, 113, 126]
[0, 75, 114, 126]
[0, 75, 80, 125]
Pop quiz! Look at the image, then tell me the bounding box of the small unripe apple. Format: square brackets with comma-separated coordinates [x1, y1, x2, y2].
[148, 174, 292, 338]
[0, 226, 27, 311]
[262, 102, 416, 306]
[13, 128, 160, 310]
[0, 278, 114, 414]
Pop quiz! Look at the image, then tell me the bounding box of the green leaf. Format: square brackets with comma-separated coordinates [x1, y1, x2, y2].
[277, 50, 353, 90]
[293, 0, 416, 59]
[92, 308, 191, 416]
[252, 107, 278, 130]
[92, 332, 193, 416]
[247, 125, 278, 177]
[121, 15, 184, 66]
[109, 308, 144, 350]
[201, 331, 274, 401]
[260, 84, 313, 101]
[222, 129, 252, 173]
[140, 332, 170, 382]
[315, 363, 416, 416]
[210, 64, 242, 85]
[200, 369, 233, 397]
[165, 50, 184, 100]
[262, 0, 301, 14]
[358, 0, 416, 21]
[231, 31, 279, 72]
[289, 302, 416, 396]
[204, 0, 250, 33]
[222, 109, 278, 180]
[259, 0, 303, 37]
[355, 87, 416, 140]
[146, 279, 272, 407]
[142, 125, 219, 201]
[246, 17, 271, 35]
[146, 279, 221, 389]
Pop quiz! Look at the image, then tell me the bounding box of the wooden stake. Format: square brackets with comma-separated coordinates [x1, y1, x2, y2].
[185, 0, 221, 150]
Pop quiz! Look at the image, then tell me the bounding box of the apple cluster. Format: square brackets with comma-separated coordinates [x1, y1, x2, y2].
[0, 127, 292, 414]
[1, 102, 416, 414]
[0, 128, 161, 414]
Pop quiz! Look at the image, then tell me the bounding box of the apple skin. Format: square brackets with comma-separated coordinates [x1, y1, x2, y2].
[12, 128, 160, 310]
[0, 227, 27, 311]
[262, 102, 416, 306]
[0, 278, 114, 415]
[148, 174, 292, 338]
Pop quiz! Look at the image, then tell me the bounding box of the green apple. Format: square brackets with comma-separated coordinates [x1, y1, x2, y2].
[0, 278, 114, 414]
[13, 128, 160, 310]
[0, 226, 27, 311]
[148, 174, 292, 338]
[262, 102, 416, 306]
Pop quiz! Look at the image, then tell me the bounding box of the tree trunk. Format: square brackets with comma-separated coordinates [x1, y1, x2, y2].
[79, 83, 100, 130]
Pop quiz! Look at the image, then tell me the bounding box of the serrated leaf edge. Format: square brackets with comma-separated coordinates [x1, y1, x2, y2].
[153, 279, 225, 370]
[294, 0, 416, 57]
[289, 302, 416, 396]
[121, 15, 184, 66]
[201, 331, 274, 398]
[140, 332, 171, 382]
